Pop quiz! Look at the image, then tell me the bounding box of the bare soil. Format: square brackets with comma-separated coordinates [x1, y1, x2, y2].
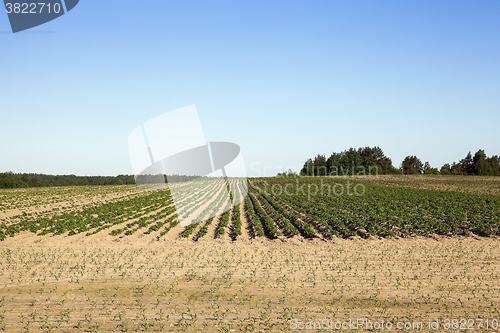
[1, 231, 499, 332]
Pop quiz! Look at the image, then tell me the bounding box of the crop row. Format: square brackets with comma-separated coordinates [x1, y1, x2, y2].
[216, 209, 231, 235]
[0, 190, 173, 240]
[258, 191, 316, 238]
[249, 193, 281, 238]
[183, 183, 233, 239]
[231, 203, 242, 237]
[245, 196, 264, 237]
[2, 177, 498, 242]
[196, 215, 216, 239]
[255, 177, 500, 237]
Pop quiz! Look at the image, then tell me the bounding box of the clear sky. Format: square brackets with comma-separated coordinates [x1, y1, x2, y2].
[1, 0, 499, 177]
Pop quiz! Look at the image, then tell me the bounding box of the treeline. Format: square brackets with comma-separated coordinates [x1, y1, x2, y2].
[403, 150, 500, 176]
[0, 172, 233, 189]
[299, 146, 400, 176]
[0, 173, 43, 189]
[297, 147, 499, 177]
[0, 173, 136, 189]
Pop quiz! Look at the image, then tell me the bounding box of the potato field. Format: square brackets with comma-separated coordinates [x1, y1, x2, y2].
[1, 176, 499, 242]
[0, 176, 499, 332]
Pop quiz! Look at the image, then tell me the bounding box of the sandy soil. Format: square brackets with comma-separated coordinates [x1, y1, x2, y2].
[1, 231, 499, 332]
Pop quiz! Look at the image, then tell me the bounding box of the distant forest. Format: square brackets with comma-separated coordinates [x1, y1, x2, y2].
[0, 173, 137, 189]
[294, 147, 500, 177]
[0, 173, 230, 189]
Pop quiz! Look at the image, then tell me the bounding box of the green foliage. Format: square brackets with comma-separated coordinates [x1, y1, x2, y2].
[300, 148, 499, 178]
[2, 175, 499, 243]
[440, 150, 500, 176]
[276, 169, 298, 177]
[472, 150, 488, 175]
[159, 217, 179, 237]
[249, 194, 281, 238]
[0, 173, 230, 189]
[1, 189, 174, 240]
[423, 162, 440, 175]
[182, 222, 200, 238]
[196, 216, 215, 239]
[402, 156, 423, 174]
[253, 187, 316, 238]
[230, 203, 242, 236]
[266, 195, 315, 237]
[300, 147, 395, 177]
[245, 196, 265, 237]
[424, 168, 440, 175]
[254, 178, 500, 238]
[0, 172, 42, 189]
[110, 229, 123, 236]
[216, 210, 231, 235]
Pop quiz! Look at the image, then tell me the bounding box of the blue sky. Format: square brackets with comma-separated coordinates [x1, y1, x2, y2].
[1, 0, 499, 177]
